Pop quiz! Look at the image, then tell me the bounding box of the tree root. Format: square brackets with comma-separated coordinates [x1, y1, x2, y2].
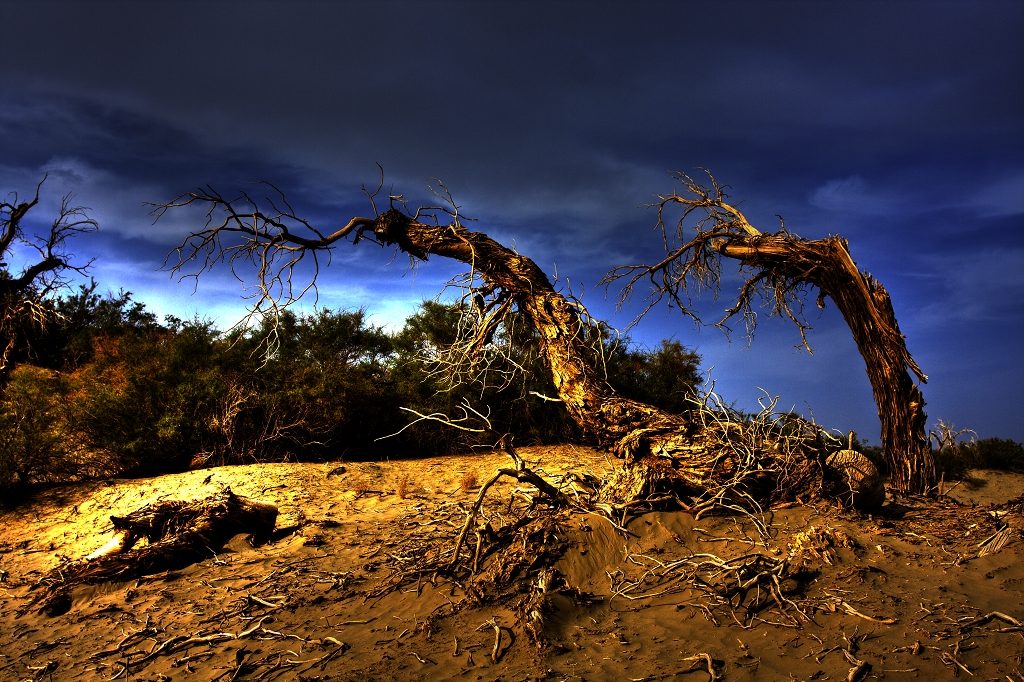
[597, 394, 884, 516]
[368, 436, 884, 664]
[449, 443, 568, 574]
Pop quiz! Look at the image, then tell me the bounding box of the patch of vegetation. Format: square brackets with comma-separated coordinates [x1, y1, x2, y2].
[937, 438, 1024, 479]
[0, 289, 705, 499]
[926, 420, 1024, 482]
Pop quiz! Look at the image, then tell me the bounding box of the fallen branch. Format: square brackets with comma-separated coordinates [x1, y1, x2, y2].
[681, 653, 720, 681]
[960, 611, 1023, 631]
[836, 599, 898, 625]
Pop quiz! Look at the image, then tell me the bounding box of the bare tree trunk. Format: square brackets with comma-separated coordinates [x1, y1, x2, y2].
[371, 210, 827, 504]
[715, 235, 933, 493]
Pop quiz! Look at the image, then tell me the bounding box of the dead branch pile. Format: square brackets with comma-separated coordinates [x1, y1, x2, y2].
[871, 493, 1017, 561]
[598, 389, 882, 517]
[606, 522, 889, 630]
[365, 450, 577, 594]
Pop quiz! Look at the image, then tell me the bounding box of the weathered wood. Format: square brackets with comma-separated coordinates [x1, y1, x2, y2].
[28, 489, 277, 615]
[826, 449, 886, 510]
[163, 182, 897, 508]
[715, 234, 933, 494]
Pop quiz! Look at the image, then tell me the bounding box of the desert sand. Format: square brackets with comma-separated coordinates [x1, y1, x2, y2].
[1, 445, 1022, 681]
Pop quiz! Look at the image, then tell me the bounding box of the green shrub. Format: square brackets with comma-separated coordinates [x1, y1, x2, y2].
[64, 321, 225, 476]
[931, 436, 1024, 479]
[965, 438, 1024, 472]
[6, 289, 712, 485]
[606, 339, 702, 415]
[933, 446, 971, 481]
[0, 365, 76, 495]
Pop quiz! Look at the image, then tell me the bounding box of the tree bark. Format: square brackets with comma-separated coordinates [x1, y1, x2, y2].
[594, 173, 933, 495]
[715, 235, 933, 493]
[163, 185, 892, 507]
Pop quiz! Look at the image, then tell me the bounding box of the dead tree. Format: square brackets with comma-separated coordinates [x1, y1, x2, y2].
[1, 177, 97, 371]
[160, 177, 885, 509]
[603, 172, 933, 494]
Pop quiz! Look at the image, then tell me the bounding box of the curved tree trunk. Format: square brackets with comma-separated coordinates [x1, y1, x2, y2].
[163, 184, 891, 507]
[372, 210, 828, 504]
[716, 235, 933, 493]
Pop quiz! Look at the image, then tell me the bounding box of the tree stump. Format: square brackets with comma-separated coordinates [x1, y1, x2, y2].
[825, 450, 885, 511]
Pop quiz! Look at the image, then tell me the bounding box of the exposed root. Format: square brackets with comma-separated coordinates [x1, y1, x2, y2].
[449, 440, 568, 573]
[606, 523, 870, 629]
[609, 548, 816, 627]
[599, 390, 881, 516]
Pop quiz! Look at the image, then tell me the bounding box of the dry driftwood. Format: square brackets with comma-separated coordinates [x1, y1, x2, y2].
[27, 488, 277, 616]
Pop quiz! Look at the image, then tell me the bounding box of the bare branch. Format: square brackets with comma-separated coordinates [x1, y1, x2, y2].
[161, 171, 904, 501]
[602, 170, 797, 338]
[154, 184, 376, 358]
[1, 178, 97, 370]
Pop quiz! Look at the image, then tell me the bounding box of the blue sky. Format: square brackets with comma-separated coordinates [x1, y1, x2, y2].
[3, 0, 1022, 443]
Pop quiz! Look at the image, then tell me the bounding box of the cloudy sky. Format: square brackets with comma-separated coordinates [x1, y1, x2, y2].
[4, 0, 1022, 442]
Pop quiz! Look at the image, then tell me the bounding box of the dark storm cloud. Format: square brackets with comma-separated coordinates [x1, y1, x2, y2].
[3, 0, 1023, 440]
[10, 2, 1018, 205]
[7, 1, 1022, 231]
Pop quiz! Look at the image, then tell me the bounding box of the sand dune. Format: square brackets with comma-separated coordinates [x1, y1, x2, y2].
[1, 445, 1022, 681]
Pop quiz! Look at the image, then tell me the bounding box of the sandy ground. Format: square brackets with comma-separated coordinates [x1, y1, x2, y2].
[1, 445, 1022, 681]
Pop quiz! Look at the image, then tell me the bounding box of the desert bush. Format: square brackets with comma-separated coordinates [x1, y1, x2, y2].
[0, 365, 75, 495]
[395, 301, 568, 443]
[933, 447, 971, 481]
[963, 438, 1024, 472]
[64, 320, 226, 476]
[235, 308, 402, 461]
[3, 288, 710, 488]
[605, 338, 702, 416]
[845, 433, 1024, 482]
[387, 301, 485, 454]
[23, 283, 160, 371]
[54, 304, 407, 473]
[460, 470, 479, 493]
[395, 472, 412, 498]
[929, 421, 981, 480]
